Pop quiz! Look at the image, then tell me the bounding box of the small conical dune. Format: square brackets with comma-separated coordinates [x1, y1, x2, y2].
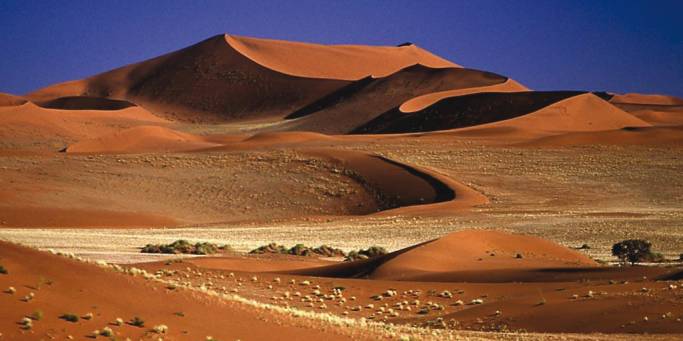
[370, 229, 597, 280]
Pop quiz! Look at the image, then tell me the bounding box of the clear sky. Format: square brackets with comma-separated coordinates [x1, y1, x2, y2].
[1, 0, 681, 97]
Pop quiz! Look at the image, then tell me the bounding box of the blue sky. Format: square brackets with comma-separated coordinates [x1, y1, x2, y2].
[1, 0, 681, 97]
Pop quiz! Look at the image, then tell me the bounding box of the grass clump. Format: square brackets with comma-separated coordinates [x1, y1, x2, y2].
[130, 316, 145, 327]
[345, 246, 388, 261]
[60, 313, 79, 323]
[141, 240, 226, 255]
[30, 310, 43, 321]
[0, 264, 7, 274]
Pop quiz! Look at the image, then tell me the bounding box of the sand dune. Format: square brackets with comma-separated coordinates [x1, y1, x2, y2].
[66, 125, 220, 154]
[27, 34, 464, 123]
[226, 34, 460, 79]
[0, 241, 362, 340]
[0, 102, 169, 150]
[399, 79, 528, 112]
[355, 92, 650, 136]
[611, 93, 683, 106]
[278, 65, 514, 134]
[290, 229, 596, 281]
[0, 92, 28, 107]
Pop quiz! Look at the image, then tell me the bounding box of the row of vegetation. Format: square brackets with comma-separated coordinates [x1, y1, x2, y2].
[141, 240, 228, 255]
[249, 242, 387, 261]
[137, 238, 681, 265]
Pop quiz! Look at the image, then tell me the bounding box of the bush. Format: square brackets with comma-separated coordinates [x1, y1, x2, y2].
[141, 240, 224, 255]
[612, 239, 658, 265]
[249, 243, 345, 257]
[60, 314, 79, 323]
[0, 264, 7, 274]
[345, 246, 388, 261]
[130, 316, 145, 327]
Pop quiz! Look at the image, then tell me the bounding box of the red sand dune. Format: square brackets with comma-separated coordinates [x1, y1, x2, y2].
[356, 93, 651, 141]
[278, 65, 517, 134]
[289, 229, 596, 281]
[0, 92, 28, 107]
[27, 34, 462, 123]
[0, 241, 362, 340]
[611, 93, 683, 106]
[66, 125, 221, 154]
[456, 93, 650, 134]
[369, 229, 597, 280]
[0, 102, 169, 150]
[0, 206, 178, 228]
[226, 34, 460, 79]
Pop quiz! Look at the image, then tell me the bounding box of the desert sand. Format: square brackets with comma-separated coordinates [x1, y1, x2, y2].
[1, 33, 681, 340]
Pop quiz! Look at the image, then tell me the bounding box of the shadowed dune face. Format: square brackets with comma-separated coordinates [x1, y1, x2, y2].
[279, 66, 513, 134]
[36, 96, 137, 110]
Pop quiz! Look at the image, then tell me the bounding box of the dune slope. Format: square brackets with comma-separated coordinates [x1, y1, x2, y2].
[0, 241, 361, 340]
[354, 92, 649, 135]
[279, 66, 515, 134]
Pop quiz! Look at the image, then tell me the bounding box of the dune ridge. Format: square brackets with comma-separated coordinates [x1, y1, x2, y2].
[277, 65, 515, 134]
[226, 34, 460, 80]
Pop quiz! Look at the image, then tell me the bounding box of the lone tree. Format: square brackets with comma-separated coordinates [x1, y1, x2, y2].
[612, 239, 652, 265]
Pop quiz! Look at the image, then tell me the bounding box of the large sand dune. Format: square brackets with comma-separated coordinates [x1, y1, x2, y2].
[27, 34, 464, 123]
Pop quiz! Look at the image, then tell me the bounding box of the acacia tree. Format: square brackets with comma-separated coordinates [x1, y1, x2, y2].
[611, 239, 652, 265]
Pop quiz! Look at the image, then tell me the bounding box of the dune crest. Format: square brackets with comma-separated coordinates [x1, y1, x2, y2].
[0, 92, 28, 107]
[226, 34, 460, 80]
[611, 93, 683, 106]
[399, 78, 528, 112]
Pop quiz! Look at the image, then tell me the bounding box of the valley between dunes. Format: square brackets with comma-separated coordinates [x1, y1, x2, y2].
[1, 34, 682, 340]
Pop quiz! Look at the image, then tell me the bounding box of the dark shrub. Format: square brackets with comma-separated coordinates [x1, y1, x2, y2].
[0, 264, 7, 274]
[612, 239, 657, 265]
[141, 240, 223, 255]
[345, 246, 388, 261]
[60, 314, 79, 322]
[130, 316, 145, 327]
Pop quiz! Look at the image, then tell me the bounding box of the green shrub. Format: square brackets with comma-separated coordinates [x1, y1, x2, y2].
[0, 264, 7, 274]
[60, 314, 79, 322]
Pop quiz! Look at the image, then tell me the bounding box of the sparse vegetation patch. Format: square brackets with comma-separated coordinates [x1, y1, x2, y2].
[141, 240, 227, 255]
